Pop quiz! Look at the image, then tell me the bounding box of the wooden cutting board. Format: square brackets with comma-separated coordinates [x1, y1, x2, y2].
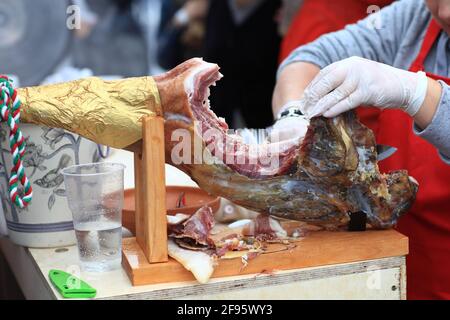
[122, 229, 408, 286]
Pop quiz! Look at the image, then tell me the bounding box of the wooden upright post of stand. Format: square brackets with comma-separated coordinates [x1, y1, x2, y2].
[131, 116, 167, 263]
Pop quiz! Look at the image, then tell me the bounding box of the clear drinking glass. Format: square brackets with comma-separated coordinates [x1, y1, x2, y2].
[62, 162, 125, 272]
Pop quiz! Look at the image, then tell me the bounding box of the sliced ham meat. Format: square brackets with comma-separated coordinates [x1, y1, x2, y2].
[168, 206, 215, 250]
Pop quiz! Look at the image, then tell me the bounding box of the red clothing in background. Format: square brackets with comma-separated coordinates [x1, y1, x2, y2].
[280, 0, 394, 61]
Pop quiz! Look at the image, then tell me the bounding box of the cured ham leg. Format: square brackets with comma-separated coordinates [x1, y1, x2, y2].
[155, 58, 418, 229]
[17, 58, 418, 229]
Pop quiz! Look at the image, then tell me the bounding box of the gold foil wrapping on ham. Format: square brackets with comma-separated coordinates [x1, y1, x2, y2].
[17, 76, 162, 149]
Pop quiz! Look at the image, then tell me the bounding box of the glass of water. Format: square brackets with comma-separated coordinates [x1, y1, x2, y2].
[62, 162, 125, 272]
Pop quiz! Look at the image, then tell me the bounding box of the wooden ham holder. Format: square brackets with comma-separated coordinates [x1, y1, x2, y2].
[122, 116, 409, 286]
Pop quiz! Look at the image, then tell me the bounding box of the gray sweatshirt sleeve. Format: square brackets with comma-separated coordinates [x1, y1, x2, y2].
[414, 81, 450, 165]
[278, 0, 418, 73]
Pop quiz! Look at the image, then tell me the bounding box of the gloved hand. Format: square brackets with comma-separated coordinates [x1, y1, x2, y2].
[269, 101, 310, 143]
[301, 56, 429, 118]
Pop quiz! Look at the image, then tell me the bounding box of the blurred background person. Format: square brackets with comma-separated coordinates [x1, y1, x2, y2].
[0, 0, 155, 86]
[277, 0, 304, 37]
[72, 0, 150, 77]
[204, 0, 282, 129]
[157, 0, 209, 70]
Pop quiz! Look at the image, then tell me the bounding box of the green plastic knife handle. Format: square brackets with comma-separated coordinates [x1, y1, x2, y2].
[48, 269, 97, 298]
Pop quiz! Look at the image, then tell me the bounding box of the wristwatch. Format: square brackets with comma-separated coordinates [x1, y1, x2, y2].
[276, 100, 305, 121]
[277, 107, 304, 120]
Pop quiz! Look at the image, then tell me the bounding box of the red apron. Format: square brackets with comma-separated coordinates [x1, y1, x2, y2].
[376, 19, 450, 299]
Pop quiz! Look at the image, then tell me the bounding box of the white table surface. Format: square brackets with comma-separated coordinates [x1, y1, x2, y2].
[0, 149, 407, 300]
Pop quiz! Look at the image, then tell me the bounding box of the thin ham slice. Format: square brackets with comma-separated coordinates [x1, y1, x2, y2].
[168, 206, 215, 249]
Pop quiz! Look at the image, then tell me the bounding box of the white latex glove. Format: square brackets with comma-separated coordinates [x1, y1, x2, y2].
[301, 56, 429, 118]
[269, 114, 310, 143]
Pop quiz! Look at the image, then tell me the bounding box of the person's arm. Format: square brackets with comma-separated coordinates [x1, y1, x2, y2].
[414, 80, 450, 163]
[272, 62, 320, 116]
[414, 78, 442, 130]
[272, 0, 420, 115]
[157, 0, 209, 69]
